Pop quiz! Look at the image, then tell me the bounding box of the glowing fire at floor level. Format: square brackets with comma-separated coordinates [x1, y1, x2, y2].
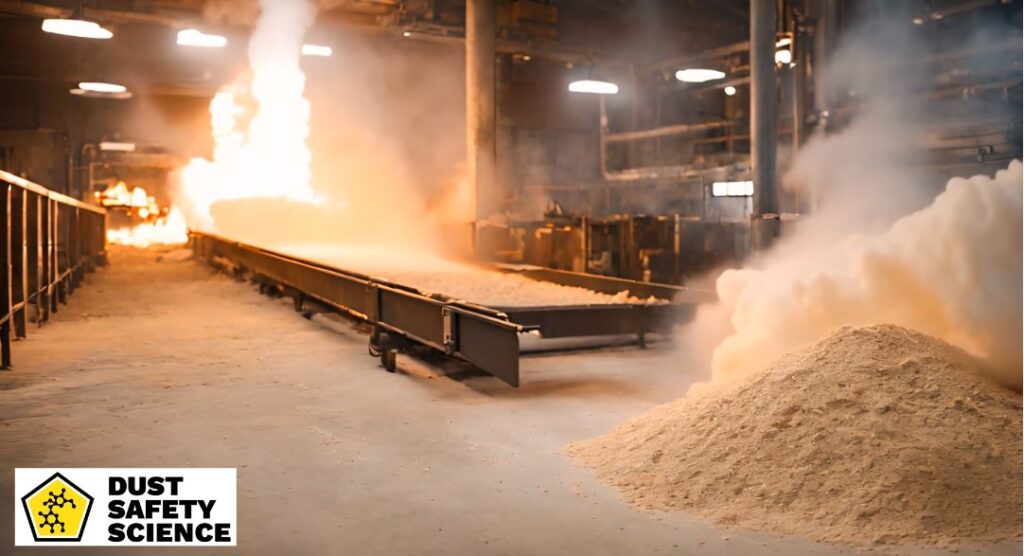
[96, 181, 189, 248]
[106, 207, 189, 248]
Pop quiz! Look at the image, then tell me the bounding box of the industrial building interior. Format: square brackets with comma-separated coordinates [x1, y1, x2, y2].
[0, 0, 1021, 553]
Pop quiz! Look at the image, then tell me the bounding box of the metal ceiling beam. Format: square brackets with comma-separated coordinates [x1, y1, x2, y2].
[0, 0, 197, 26]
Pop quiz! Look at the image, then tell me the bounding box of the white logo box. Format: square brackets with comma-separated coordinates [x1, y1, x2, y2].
[15, 468, 236, 546]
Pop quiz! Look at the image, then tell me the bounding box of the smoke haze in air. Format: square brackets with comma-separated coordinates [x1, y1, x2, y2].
[677, 7, 1023, 391]
[178, 2, 471, 253]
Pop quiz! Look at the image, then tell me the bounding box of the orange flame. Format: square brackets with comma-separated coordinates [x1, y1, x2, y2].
[106, 207, 189, 248]
[179, 72, 319, 230]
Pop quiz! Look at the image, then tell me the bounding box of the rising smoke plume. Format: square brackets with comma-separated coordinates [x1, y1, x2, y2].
[178, 0, 319, 232]
[680, 10, 1023, 390]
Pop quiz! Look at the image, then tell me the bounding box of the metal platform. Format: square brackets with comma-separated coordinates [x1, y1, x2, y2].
[191, 232, 713, 387]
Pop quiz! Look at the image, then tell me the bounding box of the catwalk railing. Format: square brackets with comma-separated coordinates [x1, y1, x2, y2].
[0, 170, 107, 368]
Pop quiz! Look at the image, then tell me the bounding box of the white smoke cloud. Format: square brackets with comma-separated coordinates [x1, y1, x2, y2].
[679, 12, 1023, 391]
[703, 161, 1021, 389]
[178, 0, 320, 230]
[246, 0, 317, 200]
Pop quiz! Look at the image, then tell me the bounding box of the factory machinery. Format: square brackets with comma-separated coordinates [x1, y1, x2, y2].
[482, 213, 750, 285]
[191, 232, 713, 387]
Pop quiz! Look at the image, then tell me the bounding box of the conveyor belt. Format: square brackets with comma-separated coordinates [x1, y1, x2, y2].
[190, 232, 713, 387]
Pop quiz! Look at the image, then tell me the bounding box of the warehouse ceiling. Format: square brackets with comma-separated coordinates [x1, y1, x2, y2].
[0, 0, 751, 97]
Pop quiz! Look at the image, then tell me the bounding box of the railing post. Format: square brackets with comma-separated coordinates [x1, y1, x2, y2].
[0, 183, 11, 368]
[11, 186, 26, 338]
[26, 192, 40, 327]
[41, 197, 51, 321]
[75, 208, 82, 287]
[0, 171, 106, 368]
[51, 200, 60, 312]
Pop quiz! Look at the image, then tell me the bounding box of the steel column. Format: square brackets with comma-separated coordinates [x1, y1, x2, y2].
[466, 0, 498, 223]
[750, 0, 780, 248]
[813, 0, 839, 133]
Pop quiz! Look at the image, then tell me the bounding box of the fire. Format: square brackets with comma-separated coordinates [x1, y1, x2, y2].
[106, 208, 189, 248]
[98, 181, 188, 247]
[178, 0, 320, 232]
[95, 180, 151, 208]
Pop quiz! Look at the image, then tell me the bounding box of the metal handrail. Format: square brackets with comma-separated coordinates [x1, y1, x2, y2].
[0, 170, 106, 368]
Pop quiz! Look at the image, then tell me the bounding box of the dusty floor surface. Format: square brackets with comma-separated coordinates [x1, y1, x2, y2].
[0, 246, 1019, 556]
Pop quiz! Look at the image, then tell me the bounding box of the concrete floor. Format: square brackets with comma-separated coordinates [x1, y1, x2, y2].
[0, 246, 1018, 556]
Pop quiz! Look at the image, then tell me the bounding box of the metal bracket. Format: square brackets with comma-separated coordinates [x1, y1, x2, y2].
[441, 306, 456, 355]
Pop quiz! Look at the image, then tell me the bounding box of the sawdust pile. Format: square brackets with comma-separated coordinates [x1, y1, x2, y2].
[569, 324, 1023, 547]
[270, 243, 662, 307]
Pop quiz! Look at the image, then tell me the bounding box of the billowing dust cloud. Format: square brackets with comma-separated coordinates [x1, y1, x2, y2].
[700, 162, 1022, 389]
[681, 15, 1023, 391]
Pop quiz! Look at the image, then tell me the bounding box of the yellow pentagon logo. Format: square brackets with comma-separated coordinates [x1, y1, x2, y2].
[21, 472, 94, 542]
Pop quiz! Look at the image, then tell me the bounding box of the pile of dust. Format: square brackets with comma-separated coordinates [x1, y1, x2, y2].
[274, 243, 663, 307]
[569, 324, 1022, 548]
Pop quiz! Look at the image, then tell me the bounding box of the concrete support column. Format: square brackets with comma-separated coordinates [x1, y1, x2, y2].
[750, 0, 780, 249]
[466, 0, 497, 222]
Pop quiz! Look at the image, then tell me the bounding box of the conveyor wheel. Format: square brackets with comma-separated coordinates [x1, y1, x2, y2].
[381, 349, 397, 373]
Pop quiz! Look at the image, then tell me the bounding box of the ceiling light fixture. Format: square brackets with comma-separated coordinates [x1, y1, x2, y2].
[775, 33, 795, 67]
[41, 18, 112, 39]
[79, 81, 127, 94]
[568, 80, 619, 95]
[711, 180, 754, 197]
[675, 68, 726, 83]
[99, 141, 136, 152]
[177, 28, 227, 48]
[70, 88, 132, 99]
[724, 85, 737, 96]
[71, 81, 131, 99]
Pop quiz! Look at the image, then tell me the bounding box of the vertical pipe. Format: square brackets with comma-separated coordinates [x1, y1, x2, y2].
[751, 0, 779, 216]
[750, 0, 780, 248]
[466, 0, 497, 223]
[813, 0, 839, 132]
[629, 65, 641, 168]
[792, 21, 807, 153]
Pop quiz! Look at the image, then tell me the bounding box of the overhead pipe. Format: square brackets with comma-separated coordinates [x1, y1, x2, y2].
[598, 96, 711, 182]
[603, 119, 740, 143]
